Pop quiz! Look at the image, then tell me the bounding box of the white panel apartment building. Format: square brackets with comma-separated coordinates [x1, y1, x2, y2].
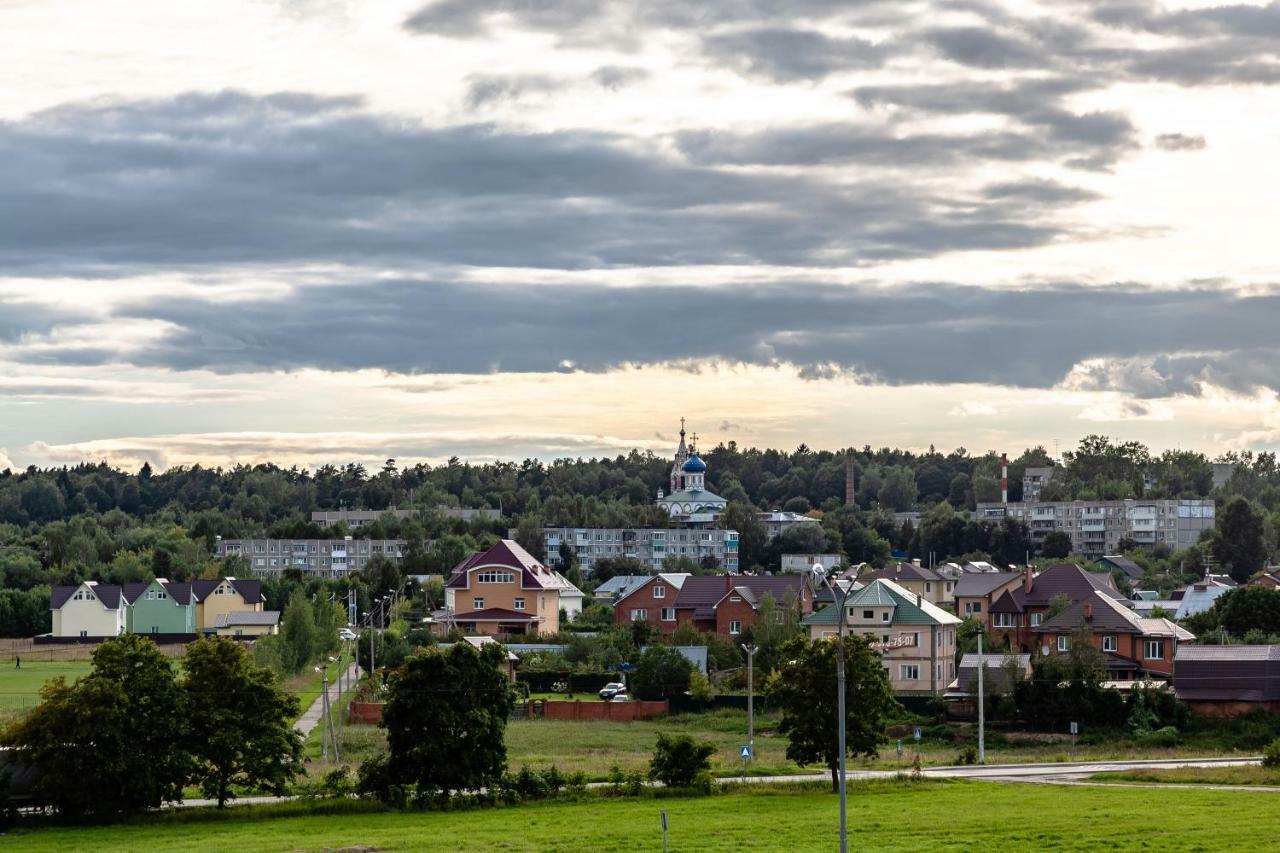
[214, 537, 408, 578]
[539, 527, 740, 575]
[976, 499, 1215, 556]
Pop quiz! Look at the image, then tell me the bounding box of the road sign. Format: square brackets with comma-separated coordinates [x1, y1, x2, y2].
[1070, 722, 1079, 735]
[913, 727, 921, 741]
[740, 745, 753, 760]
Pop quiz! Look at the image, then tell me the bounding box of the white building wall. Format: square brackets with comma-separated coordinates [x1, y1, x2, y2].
[54, 587, 124, 637]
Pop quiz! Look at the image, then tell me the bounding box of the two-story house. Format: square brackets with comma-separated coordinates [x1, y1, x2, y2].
[444, 540, 562, 637]
[615, 573, 814, 638]
[191, 577, 265, 634]
[953, 572, 1023, 623]
[989, 564, 1123, 652]
[123, 579, 196, 636]
[1034, 591, 1195, 680]
[50, 582, 126, 639]
[612, 574, 693, 632]
[802, 578, 961, 695]
[860, 561, 955, 609]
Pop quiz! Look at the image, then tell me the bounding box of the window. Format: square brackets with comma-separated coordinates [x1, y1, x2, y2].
[514, 597, 526, 611]
[863, 610, 874, 619]
[476, 571, 515, 584]
[661, 607, 676, 621]
[882, 612, 890, 622]
[653, 585, 665, 599]
[899, 664, 919, 680]
[80, 629, 88, 638]
[1145, 639, 1165, 660]
[730, 595, 741, 602]
[994, 613, 1016, 628]
[925, 582, 932, 592]
[630, 608, 648, 622]
[1103, 635, 1118, 652]
[729, 620, 743, 635]
[1057, 635, 1070, 652]
[972, 602, 982, 613]
[473, 597, 484, 610]
[1030, 612, 1042, 627]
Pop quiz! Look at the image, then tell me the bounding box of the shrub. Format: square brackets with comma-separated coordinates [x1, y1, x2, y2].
[1137, 726, 1180, 748]
[955, 745, 978, 765]
[648, 733, 715, 792]
[1263, 739, 1280, 768]
[607, 764, 646, 797]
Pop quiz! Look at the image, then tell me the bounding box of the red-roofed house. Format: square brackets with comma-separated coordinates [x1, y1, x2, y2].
[616, 573, 813, 638]
[989, 564, 1123, 652]
[444, 540, 562, 637]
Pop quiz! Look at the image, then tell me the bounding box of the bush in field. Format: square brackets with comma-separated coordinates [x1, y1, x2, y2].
[1263, 739, 1280, 768]
[649, 733, 715, 793]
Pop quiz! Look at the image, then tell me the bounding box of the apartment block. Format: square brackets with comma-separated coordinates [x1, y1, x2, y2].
[539, 527, 739, 575]
[214, 537, 407, 578]
[975, 499, 1215, 556]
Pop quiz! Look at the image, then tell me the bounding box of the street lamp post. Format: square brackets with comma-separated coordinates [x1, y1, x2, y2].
[811, 562, 853, 853]
[741, 643, 757, 759]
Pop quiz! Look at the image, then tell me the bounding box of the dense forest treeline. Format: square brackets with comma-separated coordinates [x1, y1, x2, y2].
[2, 436, 1280, 636]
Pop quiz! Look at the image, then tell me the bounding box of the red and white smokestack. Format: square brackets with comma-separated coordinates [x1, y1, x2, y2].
[1001, 453, 1008, 505]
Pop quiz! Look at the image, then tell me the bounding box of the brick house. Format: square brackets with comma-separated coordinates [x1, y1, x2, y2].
[1033, 591, 1195, 680]
[612, 573, 692, 633]
[444, 540, 562, 637]
[1175, 645, 1280, 716]
[989, 564, 1123, 652]
[953, 572, 1023, 623]
[616, 574, 813, 638]
[859, 561, 955, 609]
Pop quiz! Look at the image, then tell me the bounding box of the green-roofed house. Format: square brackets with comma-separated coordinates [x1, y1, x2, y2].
[802, 578, 962, 696]
[123, 579, 197, 637]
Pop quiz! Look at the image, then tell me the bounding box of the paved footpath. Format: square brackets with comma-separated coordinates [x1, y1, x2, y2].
[294, 662, 359, 738]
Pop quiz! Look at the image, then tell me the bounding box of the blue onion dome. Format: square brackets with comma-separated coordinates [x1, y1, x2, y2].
[682, 454, 707, 473]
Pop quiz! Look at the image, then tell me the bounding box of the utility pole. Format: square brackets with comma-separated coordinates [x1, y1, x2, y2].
[741, 643, 757, 758]
[320, 667, 330, 761]
[977, 631, 986, 765]
[812, 563, 852, 853]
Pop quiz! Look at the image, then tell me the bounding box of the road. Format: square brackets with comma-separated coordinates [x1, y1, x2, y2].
[294, 662, 359, 738]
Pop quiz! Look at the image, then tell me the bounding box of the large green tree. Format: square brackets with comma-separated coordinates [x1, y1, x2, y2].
[378, 642, 515, 801]
[281, 588, 317, 674]
[1214, 497, 1267, 582]
[766, 634, 898, 792]
[1, 635, 189, 816]
[631, 645, 695, 701]
[184, 636, 303, 807]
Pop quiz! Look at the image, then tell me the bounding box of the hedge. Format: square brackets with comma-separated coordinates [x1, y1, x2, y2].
[516, 670, 616, 693]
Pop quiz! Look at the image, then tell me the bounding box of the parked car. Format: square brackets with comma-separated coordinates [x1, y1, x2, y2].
[599, 682, 627, 700]
[338, 628, 357, 641]
[610, 693, 630, 703]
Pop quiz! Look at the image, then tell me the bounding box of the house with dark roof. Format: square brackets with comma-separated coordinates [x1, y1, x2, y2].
[215, 610, 282, 637]
[191, 577, 264, 634]
[443, 540, 563, 637]
[1175, 645, 1280, 716]
[802, 579, 961, 695]
[953, 572, 1023, 621]
[989, 564, 1123, 652]
[50, 582, 126, 639]
[859, 561, 954, 608]
[1034, 591, 1194, 680]
[124, 579, 196, 636]
[1098, 555, 1145, 583]
[617, 573, 812, 638]
[612, 574, 693, 633]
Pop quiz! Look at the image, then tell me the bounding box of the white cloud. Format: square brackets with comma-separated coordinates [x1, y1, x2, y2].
[0, 447, 16, 471]
[948, 401, 999, 417]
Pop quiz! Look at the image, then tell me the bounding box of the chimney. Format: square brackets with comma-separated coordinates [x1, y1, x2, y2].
[1083, 602, 1093, 620]
[911, 558, 921, 567]
[725, 574, 734, 592]
[1023, 567, 1033, 593]
[1001, 453, 1009, 505]
[845, 456, 856, 506]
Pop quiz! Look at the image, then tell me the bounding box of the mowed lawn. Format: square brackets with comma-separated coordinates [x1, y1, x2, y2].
[0, 660, 92, 721]
[8, 780, 1280, 852]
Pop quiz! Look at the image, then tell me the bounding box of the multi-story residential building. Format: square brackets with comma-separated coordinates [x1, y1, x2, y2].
[617, 573, 813, 638]
[540, 527, 739, 575]
[780, 553, 844, 574]
[442, 540, 562, 637]
[1034, 591, 1195, 680]
[976, 499, 1215, 557]
[802, 579, 960, 695]
[214, 537, 407, 578]
[1021, 467, 1055, 502]
[860, 561, 955, 609]
[312, 506, 500, 528]
[758, 512, 821, 539]
[988, 564, 1124, 652]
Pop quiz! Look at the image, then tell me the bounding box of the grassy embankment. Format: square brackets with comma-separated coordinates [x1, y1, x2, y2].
[1091, 765, 1279, 786]
[8, 779, 1280, 852]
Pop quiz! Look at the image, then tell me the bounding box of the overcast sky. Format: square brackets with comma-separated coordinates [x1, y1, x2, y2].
[3, 0, 1280, 472]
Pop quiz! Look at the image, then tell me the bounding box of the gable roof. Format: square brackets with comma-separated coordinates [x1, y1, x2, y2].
[595, 574, 691, 600]
[452, 607, 541, 622]
[52, 582, 124, 610]
[860, 562, 943, 584]
[1174, 583, 1231, 620]
[1100, 555, 1145, 581]
[802, 578, 960, 627]
[446, 540, 558, 591]
[1035, 591, 1195, 641]
[990, 564, 1121, 613]
[953, 572, 1022, 599]
[613, 573, 693, 608]
[121, 582, 151, 605]
[190, 577, 263, 604]
[674, 574, 807, 619]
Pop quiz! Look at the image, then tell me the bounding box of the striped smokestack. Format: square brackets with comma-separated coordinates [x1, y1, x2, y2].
[1001, 452, 1009, 505]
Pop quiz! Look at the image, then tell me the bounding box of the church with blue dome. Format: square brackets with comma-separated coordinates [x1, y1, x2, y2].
[656, 419, 728, 519]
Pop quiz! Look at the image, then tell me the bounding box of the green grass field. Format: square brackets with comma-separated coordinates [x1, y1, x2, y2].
[0, 660, 93, 724]
[8, 779, 1280, 852]
[1091, 765, 1280, 786]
